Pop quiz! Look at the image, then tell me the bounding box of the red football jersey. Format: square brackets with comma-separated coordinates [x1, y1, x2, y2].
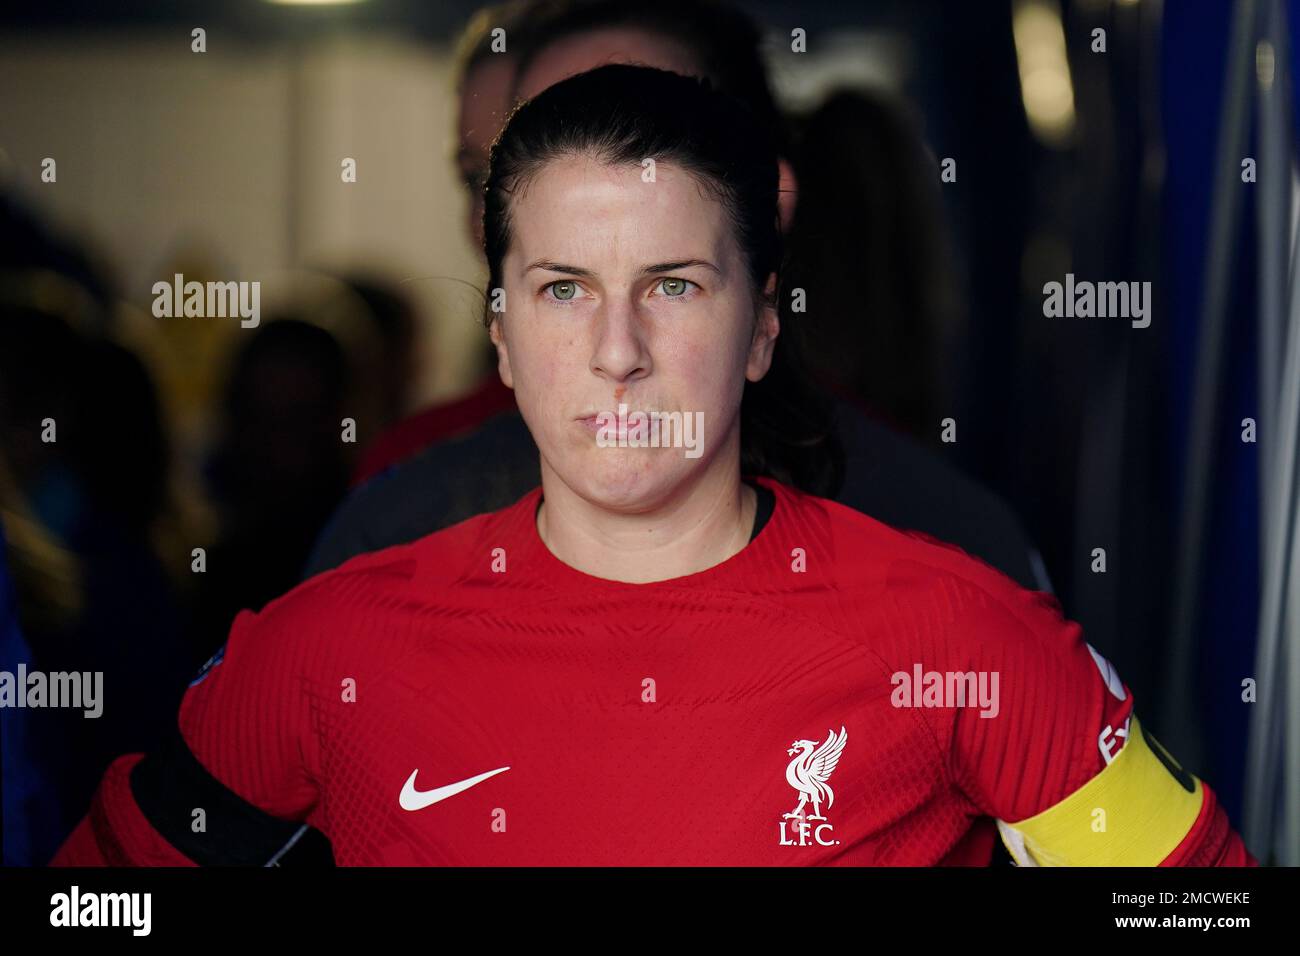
[52, 476, 1255, 866]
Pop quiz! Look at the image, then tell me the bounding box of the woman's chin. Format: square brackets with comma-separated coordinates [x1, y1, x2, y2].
[573, 450, 685, 512]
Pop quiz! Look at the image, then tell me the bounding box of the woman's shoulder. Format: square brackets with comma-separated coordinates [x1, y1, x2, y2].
[258, 487, 543, 629]
[770, 476, 1052, 615]
[770, 480, 1076, 680]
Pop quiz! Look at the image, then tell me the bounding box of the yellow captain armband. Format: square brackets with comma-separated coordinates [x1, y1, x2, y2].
[995, 715, 1205, 866]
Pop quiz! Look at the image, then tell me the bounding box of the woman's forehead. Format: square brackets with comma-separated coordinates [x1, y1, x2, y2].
[507, 156, 733, 269]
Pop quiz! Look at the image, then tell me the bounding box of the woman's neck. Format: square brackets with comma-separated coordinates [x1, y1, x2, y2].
[536, 454, 757, 584]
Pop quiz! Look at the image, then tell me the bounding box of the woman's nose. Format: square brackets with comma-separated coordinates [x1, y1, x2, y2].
[589, 296, 650, 382]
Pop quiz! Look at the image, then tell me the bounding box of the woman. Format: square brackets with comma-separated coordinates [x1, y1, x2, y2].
[53, 66, 1252, 866]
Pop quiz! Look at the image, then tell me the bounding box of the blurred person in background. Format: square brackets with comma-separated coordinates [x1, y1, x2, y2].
[781, 88, 1048, 591]
[0, 199, 193, 854]
[347, 0, 538, 488]
[786, 89, 956, 442]
[339, 273, 420, 432]
[189, 317, 353, 661]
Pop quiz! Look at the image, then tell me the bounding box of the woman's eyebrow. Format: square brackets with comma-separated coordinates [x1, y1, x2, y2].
[523, 259, 720, 278]
[524, 260, 595, 277]
[639, 259, 720, 276]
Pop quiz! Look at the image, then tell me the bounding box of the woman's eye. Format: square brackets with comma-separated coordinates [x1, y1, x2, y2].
[655, 278, 695, 298]
[547, 281, 579, 301]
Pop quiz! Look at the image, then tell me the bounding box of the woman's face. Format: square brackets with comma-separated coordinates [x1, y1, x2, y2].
[489, 153, 778, 512]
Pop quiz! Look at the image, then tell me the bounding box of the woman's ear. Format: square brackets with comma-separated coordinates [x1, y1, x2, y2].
[488, 317, 515, 389]
[746, 274, 780, 383]
[777, 158, 799, 235]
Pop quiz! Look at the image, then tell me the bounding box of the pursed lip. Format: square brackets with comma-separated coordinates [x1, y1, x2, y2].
[576, 406, 672, 433]
[578, 412, 612, 434]
[577, 409, 648, 436]
[575, 405, 663, 420]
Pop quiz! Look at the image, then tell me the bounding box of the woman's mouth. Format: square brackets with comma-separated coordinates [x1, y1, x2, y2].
[577, 404, 670, 437]
[578, 413, 617, 434]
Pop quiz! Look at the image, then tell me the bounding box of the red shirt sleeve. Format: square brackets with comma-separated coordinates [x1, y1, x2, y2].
[50, 595, 322, 866]
[930, 566, 1256, 866]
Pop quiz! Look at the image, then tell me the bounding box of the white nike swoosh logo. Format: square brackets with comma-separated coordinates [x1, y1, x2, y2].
[399, 766, 510, 812]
